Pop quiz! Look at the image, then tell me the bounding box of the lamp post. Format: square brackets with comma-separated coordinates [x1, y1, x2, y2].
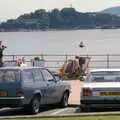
[79, 41, 85, 55]
[78, 41, 86, 110]
[79, 41, 85, 48]
[78, 41, 86, 80]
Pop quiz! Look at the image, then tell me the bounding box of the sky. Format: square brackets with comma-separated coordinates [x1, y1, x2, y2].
[0, 0, 120, 22]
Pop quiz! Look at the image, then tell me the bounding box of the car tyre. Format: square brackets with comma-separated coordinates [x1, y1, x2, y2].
[29, 96, 40, 114]
[60, 92, 69, 107]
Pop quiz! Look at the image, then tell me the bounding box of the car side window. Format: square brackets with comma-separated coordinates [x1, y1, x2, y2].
[33, 69, 43, 82]
[23, 69, 34, 83]
[41, 69, 54, 81]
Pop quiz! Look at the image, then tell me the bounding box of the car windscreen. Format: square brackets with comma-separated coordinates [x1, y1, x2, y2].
[89, 71, 120, 82]
[0, 70, 20, 83]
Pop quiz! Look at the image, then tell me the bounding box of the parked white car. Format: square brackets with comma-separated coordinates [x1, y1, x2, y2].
[80, 69, 120, 111]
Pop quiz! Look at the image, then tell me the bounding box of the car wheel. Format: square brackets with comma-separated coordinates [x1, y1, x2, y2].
[29, 96, 40, 114]
[60, 92, 69, 107]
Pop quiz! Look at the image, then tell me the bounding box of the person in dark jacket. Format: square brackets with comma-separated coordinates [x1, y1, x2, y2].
[75, 56, 86, 80]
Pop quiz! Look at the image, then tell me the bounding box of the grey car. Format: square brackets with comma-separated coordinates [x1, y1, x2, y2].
[80, 69, 120, 111]
[0, 67, 71, 114]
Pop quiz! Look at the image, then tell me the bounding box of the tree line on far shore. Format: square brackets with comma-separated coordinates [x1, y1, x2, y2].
[0, 7, 120, 31]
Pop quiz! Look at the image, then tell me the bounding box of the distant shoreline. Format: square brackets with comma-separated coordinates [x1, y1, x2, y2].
[0, 27, 120, 32]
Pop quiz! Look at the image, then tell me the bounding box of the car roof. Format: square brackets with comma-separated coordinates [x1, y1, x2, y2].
[0, 66, 45, 70]
[89, 68, 120, 73]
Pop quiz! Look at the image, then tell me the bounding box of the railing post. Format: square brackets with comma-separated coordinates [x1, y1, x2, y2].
[65, 54, 68, 63]
[12, 55, 15, 62]
[41, 53, 44, 60]
[107, 54, 109, 68]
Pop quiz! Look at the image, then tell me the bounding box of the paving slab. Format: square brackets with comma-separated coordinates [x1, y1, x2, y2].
[65, 80, 83, 105]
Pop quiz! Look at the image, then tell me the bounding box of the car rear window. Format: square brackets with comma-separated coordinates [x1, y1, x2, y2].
[0, 70, 20, 83]
[90, 71, 120, 82]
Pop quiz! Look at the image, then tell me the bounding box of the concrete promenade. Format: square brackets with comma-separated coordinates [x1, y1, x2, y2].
[66, 80, 83, 105]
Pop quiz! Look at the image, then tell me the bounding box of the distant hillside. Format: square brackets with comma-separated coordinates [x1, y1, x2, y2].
[101, 6, 120, 15]
[0, 7, 120, 31]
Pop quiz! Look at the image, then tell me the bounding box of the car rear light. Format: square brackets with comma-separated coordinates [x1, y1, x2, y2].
[83, 88, 92, 96]
[17, 89, 23, 95]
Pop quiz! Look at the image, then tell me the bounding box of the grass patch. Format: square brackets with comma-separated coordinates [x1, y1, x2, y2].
[7, 116, 120, 120]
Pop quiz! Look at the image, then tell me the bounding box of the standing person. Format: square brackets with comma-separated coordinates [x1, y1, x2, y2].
[15, 58, 22, 66]
[75, 56, 86, 80]
[20, 57, 27, 67]
[0, 41, 7, 67]
[33, 57, 40, 67]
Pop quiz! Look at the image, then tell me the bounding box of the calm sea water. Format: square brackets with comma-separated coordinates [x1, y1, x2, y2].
[0, 29, 120, 55]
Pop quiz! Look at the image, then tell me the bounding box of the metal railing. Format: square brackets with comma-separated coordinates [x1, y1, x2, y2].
[3, 54, 120, 71]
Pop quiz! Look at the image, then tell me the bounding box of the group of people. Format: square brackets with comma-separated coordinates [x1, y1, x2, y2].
[15, 57, 27, 67]
[8, 56, 45, 67]
[0, 40, 46, 67]
[31, 56, 45, 67]
[3, 56, 45, 67]
[2, 57, 28, 67]
[59, 56, 90, 79]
